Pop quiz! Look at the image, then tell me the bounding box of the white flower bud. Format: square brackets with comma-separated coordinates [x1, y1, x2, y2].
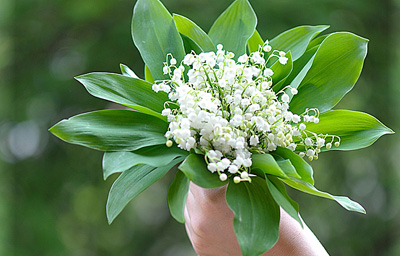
[243, 158, 252, 167]
[152, 83, 160, 92]
[241, 171, 249, 179]
[292, 115, 301, 123]
[228, 165, 239, 174]
[281, 93, 290, 103]
[207, 163, 217, 173]
[263, 45, 272, 52]
[279, 56, 288, 65]
[263, 68, 274, 77]
[238, 54, 248, 63]
[249, 135, 259, 146]
[234, 176, 241, 183]
[162, 108, 171, 116]
[221, 158, 231, 169]
[163, 66, 169, 74]
[241, 98, 251, 106]
[219, 173, 228, 181]
[305, 138, 313, 146]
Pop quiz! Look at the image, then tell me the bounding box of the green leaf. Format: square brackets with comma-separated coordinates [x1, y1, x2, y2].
[251, 153, 288, 179]
[178, 153, 227, 188]
[282, 177, 366, 214]
[167, 170, 190, 223]
[106, 157, 183, 224]
[181, 34, 202, 54]
[102, 145, 189, 179]
[173, 14, 215, 52]
[274, 157, 302, 180]
[305, 110, 394, 151]
[284, 44, 319, 91]
[289, 32, 368, 114]
[266, 176, 302, 227]
[270, 25, 329, 61]
[49, 109, 167, 151]
[120, 64, 138, 78]
[247, 29, 263, 53]
[75, 72, 167, 120]
[144, 65, 155, 83]
[271, 147, 314, 185]
[132, 0, 185, 80]
[226, 177, 280, 255]
[270, 51, 293, 90]
[208, 0, 257, 58]
[306, 34, 328, 50]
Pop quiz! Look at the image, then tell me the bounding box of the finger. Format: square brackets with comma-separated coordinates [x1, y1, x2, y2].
[190, 182, 227, 204]
[184, 204, 194, 241]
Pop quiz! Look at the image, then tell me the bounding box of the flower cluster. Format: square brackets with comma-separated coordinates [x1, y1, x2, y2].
[152, 43, 340, 182]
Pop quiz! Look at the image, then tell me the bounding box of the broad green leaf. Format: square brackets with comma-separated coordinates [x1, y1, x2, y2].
[282, 177, 366, 214]
[284, 44, 319, 92]
[289, 32, 368, 114]
[251, 153, 288, 179]
[270, 51, 293, 90]
[102, 145, 189, 179]
[120, 64, 138, 78]
[75, 73, 167, 120]
[270, 25, 329, 61]
[181, 34, 202, 54]
[226, 177, 280, 255]
[272, 147, 314, 185]
[247, 29, 263, 53]
[132, 0, 185, 80]
[49, 109, 167, 151]
[178, 153, 227, 188]
[306, 34, 328, 50]
[272, 79, 286, 94]
[106, 157, 183, 223]
[272, 35, 325, 94]
[144, 65, 154, 83]
[173, 14, 215, 52]
[275, 158, 302, 180]
[305, 110, 394, 151]
[167, 170, 190, 223]
[208, 0, 257, 58]
[266, 176, 302, 227]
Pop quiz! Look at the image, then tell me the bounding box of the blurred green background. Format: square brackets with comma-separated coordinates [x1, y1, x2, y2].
[0, 0, 399, 255]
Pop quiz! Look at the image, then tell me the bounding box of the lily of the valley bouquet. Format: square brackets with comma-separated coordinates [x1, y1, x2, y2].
[50, 0, 393, 254]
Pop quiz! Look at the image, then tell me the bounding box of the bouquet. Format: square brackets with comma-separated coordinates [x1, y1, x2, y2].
[50, 0, 393, 254]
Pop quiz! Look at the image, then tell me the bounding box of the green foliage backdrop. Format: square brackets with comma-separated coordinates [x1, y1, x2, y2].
[0, 0, 399, 255]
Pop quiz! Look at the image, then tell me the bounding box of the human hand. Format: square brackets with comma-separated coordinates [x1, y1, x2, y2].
[184, 182, 329, 256]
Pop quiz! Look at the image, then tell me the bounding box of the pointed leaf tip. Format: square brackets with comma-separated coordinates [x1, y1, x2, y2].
[208, 0, 257, 58]
[132, 0, 185, 80]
